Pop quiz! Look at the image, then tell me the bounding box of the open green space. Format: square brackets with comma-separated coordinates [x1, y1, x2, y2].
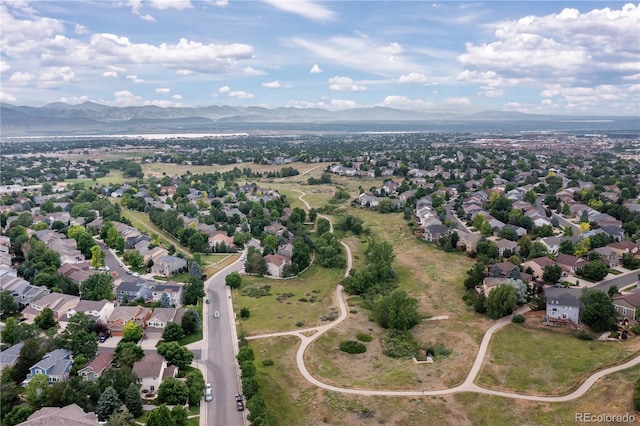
[234, 264, 344, 335]
[477, 324, 635, 394]
[120, 206, 191, 256]
[63, 170, 128, 187]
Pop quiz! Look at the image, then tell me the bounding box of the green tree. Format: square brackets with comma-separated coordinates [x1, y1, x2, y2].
[185, 369, 205, 406]
[240, 306, 251, 319]
[244, 246, 268, 275]
[90, 245, 105, 268]
[3, 405, 35, 426]
[171, 405, 188, 426]
[25, 373, 50, 409]
[106, 408, 136, 426]
[262, 233, 278, 254]
[315, 218, 331, 236]
[122, 321, 142, 343]
[542, 264, 562, 283]
[485, 284, 517, 319]
[578, 260, 609, 281]
[67, 329, 99, 359]
[181, 308, 200, 335]
[123, 250, 144, 268]
[98, 367, 136, 401]
[0, 290, 19, 319]
[464, 263, 486, 290]
[225, 271, 242, 289]
[82, 273, 114, 301]
[183, 278, 205, 305]
[291, 237, 311, 270]
[124, 383, 143, 418]
[373, 291, 420, 331]
[97, 386, 122, 421]
[189, 261, 202, 278]
[146, 405, 175, 426]
[114, 341, 144, 367]
[157, 341, 193, 369]
[580, 288, 617, 332]
[162, 322, 184, 342]
[34, 307, 56, 330]
[158, 377, 189, 405]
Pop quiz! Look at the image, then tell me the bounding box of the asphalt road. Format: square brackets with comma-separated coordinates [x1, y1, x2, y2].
[200, 255, 246, 426]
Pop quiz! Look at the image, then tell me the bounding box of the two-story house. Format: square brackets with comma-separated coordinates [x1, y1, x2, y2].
[264, 254, 290, 278]
[107, 306, 153, 336]
[545, 287, 583, 326]
[146, 307, 185, 337]
[21, 292, 80, 323]
[23, 348, 73, 385]
[612, 290, 640, 321]
[147, 282, 183, 307]
[151, 255, 188, 277]
[132, 353, 177, 394]
[78, 352, 114, 382]
[60, 299, 115, 329]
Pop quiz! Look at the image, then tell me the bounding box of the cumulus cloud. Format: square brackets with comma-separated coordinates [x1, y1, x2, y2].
[310, 64, 323, 74]
[126, 74, 145, 83]
[155, 88, 171, 93]
[328, 76, 366, 92]
[74, 24, 88, 35]
[176, 69, 195, 75]
[0, 61, 10, 72]
[330, 98, 357, 109]
[263, 0, 335, 22]
[172, 94, 182, 100]
[398, 72, 429, 84]
[103, 71, 118, 78]
[228, 90, 254, 99]
[218, 86, 231, 94]
[38, 67, 77, 88]
[243, 66, 266, 76]
[1, 6, 65, 56]
[9, 71, 36, 85]
[381, 95, 433, 109]
[148, 0, 193, 10]
[0, 91, 17, 103]
[262, 81, 281, 88]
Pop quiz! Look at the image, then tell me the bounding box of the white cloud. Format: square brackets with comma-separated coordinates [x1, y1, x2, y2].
[9, 71, 36, 84]
[328, 76, 366, 92]
[156, 88, 171, 94]
[59, 95, 90, 104]
[176, 69, 195, 75]
[228, 90, 254, 99]
[288, 35, 424, 76]
[103, 71, 118, 78]
[330, 98, 357, 109]
[74, 24, 88, 35]
[263, 0, 335, 22]
[286, 99, 327, 108]
[1, 6, 65, 56]
[310, 64, 323, 74]
[113, 90, 142, 105]
[0, 61, 10, 72]
[218, 86, 230, 94]
[398, 72, 429, 84]
[479, 88, 504, 98]
[172, 94, 182, 100]
[262, 81, 281, 88]
[148, 0, 193, 10]
[381, 95, 433, 109]
[445, 97, 471, 106]
[243, 66, 266, 76]
[0, 91, 17, 103]
[38, 67, 77, 88]
[126, 74, 145, 83]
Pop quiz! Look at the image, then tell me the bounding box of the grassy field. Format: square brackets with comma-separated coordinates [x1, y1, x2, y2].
[234, 265, 345, 336]
[477, 324, 640, 394]
[120, 207, 191, 256]
[62, 170, 128, 187]
[142, 161, 331, 179]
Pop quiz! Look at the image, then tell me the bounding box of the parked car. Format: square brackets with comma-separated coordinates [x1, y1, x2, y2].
[214, 310, 220, 319]
[99, 334, 109, 343]
[131, 272, 140, 277]
[206, 299, 210, 304]
[205, 383, 212, 402]
[236, 401, 244, 411]
[235, 394, 243, 402]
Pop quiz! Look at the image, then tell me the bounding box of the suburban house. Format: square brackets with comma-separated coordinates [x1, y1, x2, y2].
[208, 232, 235, 251]
[545, 287, 583, 326]
[456, 231, 483, 254]
[151, 255, 188, 277]
[24, 348, 73, 385]
[489, 261, 520, 278]
[146, 307, 185, 337]
[132, 353, 177, 394]
[593, 246, 621, 268]
[554, 253, 587, 275]
[107, 306, 153, 336]
[482, 277, 506, 296]
[522, 256, 559, 281]
[78, 352, 114, 382]
[21, 292, 80, 323]
[264, 254, 290, 278]
[147, 282, 184, 307]
[115, 280, 153, 303]
[263, 222, 287, 237]
[423, 224, 448, 242]
[61, 299, 115, 328]
[495, 239, 518, 257]
[0, 274, 50, 308]
[607, 241, 640, 259]
[17, 404, 99, 426]
[612, 290, 640, 321]
[0, 342, 24, 372]
[58, 262, 94, 285]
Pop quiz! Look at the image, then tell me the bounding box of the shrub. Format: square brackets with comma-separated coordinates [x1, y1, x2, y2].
[610, 331, 620, 338]
[381, 329, 418, 358]
[512, 314, 525, 324]
[339, 340, 367, 354]
[356, 333, 373, 342]
[629, 324, 640, 335]
[574, 329, 593, 340]
[298, 297, 308, 302]
[261, 359, 274, 367]
[349, 309, 358, 314]
[424, 343, 452, 358]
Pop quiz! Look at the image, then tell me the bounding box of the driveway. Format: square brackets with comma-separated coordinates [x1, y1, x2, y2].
[98, 335, 122, 350]
[141, 335, 161, 351]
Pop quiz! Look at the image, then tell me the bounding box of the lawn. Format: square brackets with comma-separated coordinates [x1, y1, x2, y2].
[62, 170, 128, 187]
[234, 264, 344, 336]
[476, 324, 639, 394]
[120, 207, 191, 256]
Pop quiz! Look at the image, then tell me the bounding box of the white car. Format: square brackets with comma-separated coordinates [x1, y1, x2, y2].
[214, 311, 220, 319]
[131, 272, 140, 277]
[205, 384, 212, 402]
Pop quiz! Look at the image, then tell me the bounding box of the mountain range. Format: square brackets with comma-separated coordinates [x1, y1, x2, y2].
[1, 101, 638, 137]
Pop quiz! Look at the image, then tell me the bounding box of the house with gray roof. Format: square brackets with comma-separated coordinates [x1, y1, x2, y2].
[545, 287, 583, 326]
[612, 290, 640, 321]
[132, 352, 177, 394]
[17, 403, 99, 426]
[0, 342, 24, 372]
[24, 348, 73, 385]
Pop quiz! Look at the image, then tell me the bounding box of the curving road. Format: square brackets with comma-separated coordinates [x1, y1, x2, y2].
[247, 191, 640, 402]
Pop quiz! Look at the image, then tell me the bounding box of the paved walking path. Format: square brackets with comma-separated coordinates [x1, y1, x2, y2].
[247, 190, 640, 402]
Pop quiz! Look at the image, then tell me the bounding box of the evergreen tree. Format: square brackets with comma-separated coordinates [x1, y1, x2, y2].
[124, 383, 143, 418]
[97, 386, 122, 421]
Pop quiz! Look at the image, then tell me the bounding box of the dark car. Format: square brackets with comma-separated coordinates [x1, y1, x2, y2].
[99, 334, 109, 343]
[235, 394, 243, 402]
[206, 299, 210, 304]
[236, 401, 244, 411]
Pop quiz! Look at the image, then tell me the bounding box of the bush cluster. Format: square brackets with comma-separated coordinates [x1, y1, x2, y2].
[356, 333, 373, 342]
[339, 340, 367, 354]
[237, 344, 269, 426]
[512, 314, 525, 324]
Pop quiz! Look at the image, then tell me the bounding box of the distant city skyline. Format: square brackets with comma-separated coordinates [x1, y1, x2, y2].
[1, 1, 638, 116]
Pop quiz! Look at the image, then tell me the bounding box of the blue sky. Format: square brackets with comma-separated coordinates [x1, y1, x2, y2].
[1, 1, 638, 115]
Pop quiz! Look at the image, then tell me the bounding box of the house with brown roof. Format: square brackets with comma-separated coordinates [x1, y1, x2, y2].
[106, 306, 152, 336]
[151, 255, 187, 277]
[208, 231, 235, 251]
[264, 254, 290, 278]
[78, 352, 114, 382]
[554, 253, 587, 275]
[132, 353, 177, 394]
[607, 241, 640, 259]
[146, 307, 185, 336]
[593, 246, 621, 268]
[61, 299, 115, 327]
[17, 403, 99, 426]
[612, 290, 640, 321]
[21, 292, 80, 323]
[522, 256, 558, 281]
